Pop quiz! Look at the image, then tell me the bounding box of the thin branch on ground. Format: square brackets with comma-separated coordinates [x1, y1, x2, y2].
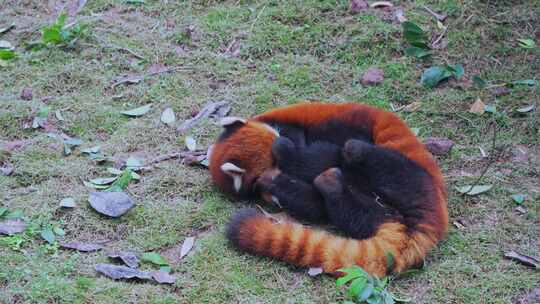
[139, 151, 206, 171]
[461, 121, 498, 195]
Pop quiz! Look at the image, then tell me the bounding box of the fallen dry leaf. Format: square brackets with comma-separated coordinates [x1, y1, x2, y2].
[394, 7, 407, 23]
[504, 251, 539, 268]
[452, 220, 466, 230]
[59, 241, 103, 252]
[182, 154, 206, 166]
[20, 88, 33, 101]
[349, 0, 368, 13]
[0, 160, 13, 176]
[180, 236, 195, 259]
[152, 271, 176, 284]
[0, 219, 27, 235]
[109, 251, 140, 268]
[95, 263, 152, 281]
[469, 98, 485, 115]
[511, 144, 529, 163]
[370, 1, 394, 9]
[176, 101, 230, 133]
[88, 191, 135, 218]
[424, 137, 454, 155]
[515, 206, 527, 215]
[1, 139, 30, 152]
[360, 67, 384, 86]
[307, 267, 323, 277]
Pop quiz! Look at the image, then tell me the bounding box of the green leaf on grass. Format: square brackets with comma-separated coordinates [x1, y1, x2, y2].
[517, 38, 535, 49]
[472, 76, 487, 89]
[107, 169, 135, 191]
[125, 157, 142, 171]
[90, 177, 118, 185]
[83, 181, 110, 190]
[55, 110, 65, 121]
[421, 65, 464, 88]
[404, 47, 431, 58]
[160, 107, 176, 126]
[41, 227, 55, 244]
[185, 136, 197, 152]
[0, 40, 13, 49]
[402, 21, 429, 49]
[447, 64, 464, 80]
[511, 194, 526, 204]
[121, 104, 152, 117]
[456, 185, 493, 195]
[0, 207, 8, 217]
[516, 105, 534, 113]
[421, 66, 452, 88]
[359, 283, 374, 301]
[6, 210, 24, 220]
[336, 267, 367, 286]
[347, 277, 367, 298]
[512, 79, 537, 86]
[53, 226, 65, 236]
[60, 197, 76, 208]
[37, 106, 50, 118]
[141, 252, 168, 266]
[81, 146, 101, 154]
[484, 105, 496, 113]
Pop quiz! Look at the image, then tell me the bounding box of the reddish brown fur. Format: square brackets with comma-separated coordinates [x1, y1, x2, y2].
[213, 102, 448, 277]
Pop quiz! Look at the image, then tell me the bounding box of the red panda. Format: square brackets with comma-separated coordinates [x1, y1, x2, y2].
[209, 102, 448, 277]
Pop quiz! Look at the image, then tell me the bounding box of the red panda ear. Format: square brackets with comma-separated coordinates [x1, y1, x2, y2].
[220, 162, 246, 192]
[218, 117, 247, 127]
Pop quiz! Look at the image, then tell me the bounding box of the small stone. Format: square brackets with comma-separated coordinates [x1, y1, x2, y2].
[424, 138, 454, 155]
[360, 68, 384, 86]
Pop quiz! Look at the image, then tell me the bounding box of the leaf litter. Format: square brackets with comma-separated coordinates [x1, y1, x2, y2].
[109, 251, 140, 268]
[59, 241, 103, 252]
[0, 219, 27, 235]
[88, 191, 135, 218]
[176, 101, 230, 133]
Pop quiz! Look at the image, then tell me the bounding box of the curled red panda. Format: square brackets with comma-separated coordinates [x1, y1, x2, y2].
[209, 102, 448, 277]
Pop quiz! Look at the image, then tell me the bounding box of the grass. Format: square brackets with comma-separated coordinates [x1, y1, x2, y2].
[1, 0, 539, 303]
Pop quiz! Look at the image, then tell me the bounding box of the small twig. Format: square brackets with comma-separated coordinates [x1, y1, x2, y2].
[111, 46, 146, 60]
[422, 5, 447, 22]
[461, 122, 498, 195]
[432, 27, 448, 48]
[143, 151, 206, 168]
[249, 4, 267, 33]
[110, 66, 189, 88]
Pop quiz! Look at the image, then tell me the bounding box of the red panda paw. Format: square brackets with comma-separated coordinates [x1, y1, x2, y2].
[255, 168, 281, 192]
[313, 167, 344, 196]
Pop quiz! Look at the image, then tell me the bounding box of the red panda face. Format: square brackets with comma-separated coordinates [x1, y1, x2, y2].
[209, 117, 279, 198]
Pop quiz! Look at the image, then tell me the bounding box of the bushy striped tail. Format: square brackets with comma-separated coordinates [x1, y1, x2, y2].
[226, 208, 441, 277]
